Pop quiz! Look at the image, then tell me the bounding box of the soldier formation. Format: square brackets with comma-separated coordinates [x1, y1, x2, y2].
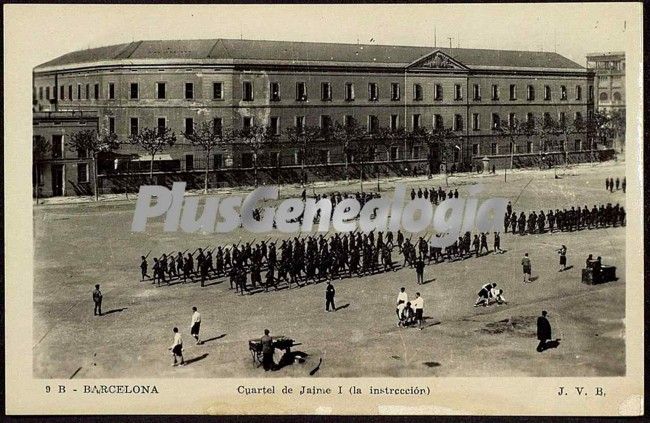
[503, 201, 626, 235]
[605, 176, 626, 193]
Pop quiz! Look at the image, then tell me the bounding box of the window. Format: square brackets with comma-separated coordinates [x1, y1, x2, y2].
[544, 85, 551, 101]
[185, 154, 194, 171]
[390, 114, 399, 131]
[45, 87, 50, 100]
[321, 82, 332, 101]
[185, 83, 194, 100]
[454, 84, 462, 100]
[213, 153, 223, 169]
[433, 114, 444, 129]
[68, 85, 73, 100]
[368, 115, 379, 133]
[560, 85, 567, 100]
[184, 118, 194, 135]
[473, 84, 481, 100]
[491, 143, 498, 155]
[271, 152, 280, 167]
[108, 83, 115, 100]
[527, 142, 533, 153]
[575, 112, 582, 123]
[318, 149, 330, 164]
[453, 114, 463, 131]
[108, 117, 115, 134]
[575, 85, 582, 100]
[412, 114, 421, 130]
[130, 117, 139, 135]
[588, 85, 594, 101]
[558, 112, 566, 127]
[295, 116, 305, 131]
[527, 112, 535, 125]
[213, 117, 223, 136]
[296, 82, 307, 101]
[599, 92, 608, 101]
[320, 115, 332, 130]
[242, 81, 254, 101]
[156, 82, 166, 100]
[543, 112, 552, 126]
[345, 83, 355, 101]
[77, 84, 82, 100]
[213, 82, 223, 100]
[130, 83, 139, 100]
[242, 116, 252, 129]
[52, 135, 63, 158]
[157, 117, 166, 135]
[472, 143, 479, 156]
[94, 83, 99, 100]
[509, 84, 517, 100]
[491, 84, 499, 100]
[434, 84, 443, 100]
[77, 163, 88, 183]
[526, 85, 535, 101]
[270, 117, 281, 135]
[241, 153, 254, 168]
[390, 146, 399, 161]
[344, 115, 354, 127]
[492, 113, 501, 130]
[472, 113, 480, 130]
[60, 86, 65, 100]
[270, 82, 280, 101]
[412, 146, 421, 159]
[574, 139, 581, 151]
[413, 84, 423, 101]
[506, 113, 515, 128]
[391, 83, 400, 101]
[368, 83, 378, 101]
[85, 84, 89, 100]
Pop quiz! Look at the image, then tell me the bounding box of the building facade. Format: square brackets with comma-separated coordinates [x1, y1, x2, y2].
[586, 52, 625, 113]
[33, 39, 600, 196]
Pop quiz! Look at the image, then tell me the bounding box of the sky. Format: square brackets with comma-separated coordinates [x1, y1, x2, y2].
[5, 3, 641, 68]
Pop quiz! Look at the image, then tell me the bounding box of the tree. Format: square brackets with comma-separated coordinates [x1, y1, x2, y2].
[183, 121, 229, 193]
[328, 119, 366, 182]
[409, 126, 456, 178]
[495, 118, 523, 170]
[285, 125, 321, 186]
[609, 109, 625, 151]
[33, 135, 50, 204]
[69, 128, 120, 201]
[235, 124, 275, 187]
[129, 126, 177, 180]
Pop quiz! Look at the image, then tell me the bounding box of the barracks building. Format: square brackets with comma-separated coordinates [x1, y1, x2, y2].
[32, 39, 603, 197]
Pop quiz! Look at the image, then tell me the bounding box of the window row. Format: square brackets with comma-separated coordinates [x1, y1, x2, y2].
[115, 110, 585, 139]
[471, 138, 584, 156]
[35, 81, 593, 103]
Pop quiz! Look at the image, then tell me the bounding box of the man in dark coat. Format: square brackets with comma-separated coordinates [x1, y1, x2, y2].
[536, 310, 552, 352]
[260, 329, 275, 371]
[325, 281, 336, 312]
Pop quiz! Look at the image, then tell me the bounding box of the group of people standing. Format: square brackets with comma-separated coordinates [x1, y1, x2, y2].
[504, 201, 626, 235]
[605, 176, 625, 193]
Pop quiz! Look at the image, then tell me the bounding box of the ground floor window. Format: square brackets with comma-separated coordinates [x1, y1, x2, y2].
[574, 139, 581, 151]
[185, 154, 194, 171]
[472, 143, 479, 156]
[242, 153, 254, 168]
[412, 146, 420, 159]
[527, 142, 533, 153]
[318, 149, 330, 164]
[390, 146, 399, 161]
[77, 163, 88, 183]
[213, 153, 223, 169]
[491, 143, 498, 155]
[271, 152, 280, 167]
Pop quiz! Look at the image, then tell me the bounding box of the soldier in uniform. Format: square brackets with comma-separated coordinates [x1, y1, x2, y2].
[510, 212, 518, 235]
[547, 210, 555, 232]
[92, 284, 103, 316]
[140, 256, 150, 281]
[504, 212, 510, 233]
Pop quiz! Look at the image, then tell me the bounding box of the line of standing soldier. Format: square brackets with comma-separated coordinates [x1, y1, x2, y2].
[503, 201, 625, 235]
[605, 177, 625, 193]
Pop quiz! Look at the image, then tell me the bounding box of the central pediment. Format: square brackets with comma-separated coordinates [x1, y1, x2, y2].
[407, 50, 468, 71]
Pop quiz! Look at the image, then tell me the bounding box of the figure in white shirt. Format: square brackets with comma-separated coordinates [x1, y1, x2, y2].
[490, 286, 507, 305]
[169, 327, 184, 366]
[190, 307, 202, 345]
[411, 292, 424, 330]
[395, 287, 408, 325]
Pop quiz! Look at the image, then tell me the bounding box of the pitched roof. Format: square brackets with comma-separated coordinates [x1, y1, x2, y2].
[35, 38, 584, 71]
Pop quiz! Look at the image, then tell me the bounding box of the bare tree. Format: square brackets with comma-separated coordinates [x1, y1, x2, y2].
[68, 128, 120, 201]
[129, 126, 177, 180]
[183, 121, 229, 193]
[495, 118, 524, 170]
[285, 125, 321, 186]
[409, 126, 456, 178]
[33, 135, 50, 204]
[235, 124, 276, 187]
[328, 119, 366, 182]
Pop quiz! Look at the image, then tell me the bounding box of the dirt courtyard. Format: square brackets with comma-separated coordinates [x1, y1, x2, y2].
[33, 161, 627, 378]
